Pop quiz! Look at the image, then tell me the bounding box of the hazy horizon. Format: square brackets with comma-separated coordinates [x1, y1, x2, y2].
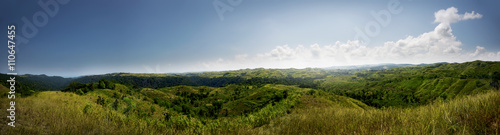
[0, 60, 487, 78]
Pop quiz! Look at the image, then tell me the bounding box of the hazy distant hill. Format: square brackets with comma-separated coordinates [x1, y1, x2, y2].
[0, 74, 73, 96]
[324, 63, 430, 70]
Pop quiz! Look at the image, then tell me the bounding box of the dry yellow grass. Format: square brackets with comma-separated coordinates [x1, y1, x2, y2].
[0, 83, 498, 134]
[0, 90, 169, 134]
[271, 90, 500, 135]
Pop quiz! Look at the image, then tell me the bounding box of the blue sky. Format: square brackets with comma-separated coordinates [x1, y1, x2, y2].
[1, 0, 499, 77]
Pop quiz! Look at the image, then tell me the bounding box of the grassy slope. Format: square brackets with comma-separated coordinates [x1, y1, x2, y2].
[0, 61, 499, 134]
[0, 87, 167, 134]
[1, 83, 499, 134]
[273, 89, 500, 134]
[0, 84, 367, 134]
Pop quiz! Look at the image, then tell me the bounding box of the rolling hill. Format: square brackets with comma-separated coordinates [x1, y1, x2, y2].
[1, 60, 499, 134]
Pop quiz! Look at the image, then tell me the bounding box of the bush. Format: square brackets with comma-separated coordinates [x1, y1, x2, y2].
[99, 80, 106, 89]
[123, 97, 133, 106]
[112, 99, 119, 110]
[83, 103, 92, 114]
[76, 89, 84, 95]
[96, 96, 106, 106]
[150, 106, 156, 113]
[112, 92, 120, 98]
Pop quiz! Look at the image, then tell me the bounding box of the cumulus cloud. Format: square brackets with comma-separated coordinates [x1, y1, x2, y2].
[263, 45, 296, 60]
[434, 7, 482, 24]
[471, 46, 485, 57]
[200, 7, 499, 70]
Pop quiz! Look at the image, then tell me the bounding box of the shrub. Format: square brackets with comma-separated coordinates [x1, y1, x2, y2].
[96, 96, 106, 106]
[112, 92, 120, 98]
[99, 80, 106, 89]
[112, 99, 119, 110]
[76, 89, 84, 95]
[151, 106, 156, 113]
[83, 103, 92, 114]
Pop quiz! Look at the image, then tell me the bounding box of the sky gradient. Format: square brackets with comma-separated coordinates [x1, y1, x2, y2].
[1, 0, 499, 77]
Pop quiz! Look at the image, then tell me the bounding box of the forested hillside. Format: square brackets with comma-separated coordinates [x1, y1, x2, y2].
[1, 61, 499, 134]
[67, 60, 500, 108]
[0, 74, 73, 96]
[320, 60, 500, 107]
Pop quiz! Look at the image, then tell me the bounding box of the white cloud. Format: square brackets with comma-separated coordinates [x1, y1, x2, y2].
[462, 11, 483, 20]
[434, 7, 482, 24]
[263, 45, 296, 60]
[199, 7, 498, 71]
[471, 46, 485, 57]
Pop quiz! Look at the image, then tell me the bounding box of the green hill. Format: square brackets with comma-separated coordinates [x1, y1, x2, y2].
[1, 84, 499, 134]
[1, 60, 499, 134]
[320, 60, 500, 107]
[1, 83, 371, 134]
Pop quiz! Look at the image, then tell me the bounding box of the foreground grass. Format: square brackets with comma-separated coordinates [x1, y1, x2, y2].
[273, 90, 500, 134]
[0, 91, 170, 134]
[1, 85, 499, 134]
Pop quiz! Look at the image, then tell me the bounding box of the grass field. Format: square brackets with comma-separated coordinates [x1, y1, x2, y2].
[1, 83, 498, 134]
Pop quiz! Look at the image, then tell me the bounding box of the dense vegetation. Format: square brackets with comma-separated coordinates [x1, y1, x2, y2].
[0, 74, 73, 96]
[0, 63, 422, 96]
[320, 61, 500, 107]
[1, 60, 499, 134]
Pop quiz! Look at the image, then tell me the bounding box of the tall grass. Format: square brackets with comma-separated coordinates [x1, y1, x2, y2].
[1, 91, 169, 134]
[1, 86, 498, 134]
[274, 90, 500, 134]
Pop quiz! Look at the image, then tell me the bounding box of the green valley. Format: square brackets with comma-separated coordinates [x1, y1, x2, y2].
[1, 60, 499, 134]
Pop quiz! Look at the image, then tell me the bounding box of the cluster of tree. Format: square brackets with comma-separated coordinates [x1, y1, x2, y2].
[144, 84, 292, 119]
[68, 74, 321, 90]
[153, 91, 224, 118]
[61, 79, 115, 95]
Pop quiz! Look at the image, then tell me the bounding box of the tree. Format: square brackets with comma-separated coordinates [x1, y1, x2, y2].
[76, 89, 84, 95]
[99, 79, 106, 89]
[90, 83, 98, 90]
